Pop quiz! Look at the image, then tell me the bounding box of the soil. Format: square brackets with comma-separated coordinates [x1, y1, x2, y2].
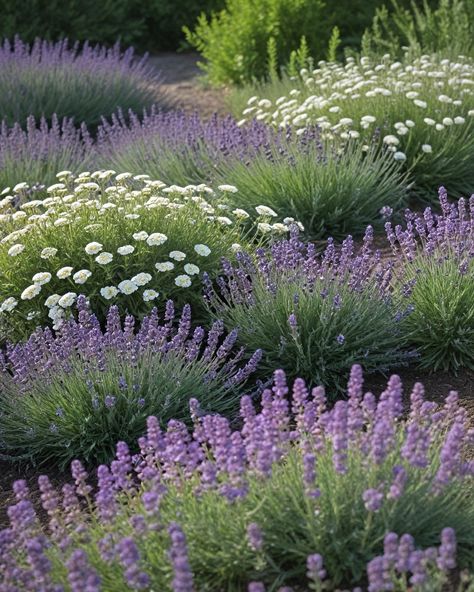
[148, 52, 229, 117]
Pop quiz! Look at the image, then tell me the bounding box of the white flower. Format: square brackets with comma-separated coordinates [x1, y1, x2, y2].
[361, 115, 376, 124]
[339, 117, 353, 126]
[118, 280, 138, 295]
[413, 99, 427, 108]
[468, 110, 474, 117]
[393, 151, 407, 161]
[8, 243, 25, 257]
[117, 245, 135, 255]
[232, 208, 250, 219]
[231, 243, 242, 252]
[217, 216, 233, 226]
[255, 205, 278, 217]
[194, 244, 211, 257]
[100, 286, 119, 300]
[133, 231, 149, 241]
[73, 269, 92, 284]
[258, 222, 273, 233]
[21, 284, 41, 300]
[85, 242, 103, 255]
[217, 184, 238, 193]
[13, 182, 28, 192]
[435, 123, 445, 131]
[143, 289, 160, 302]
[32, 272, 52, 286]
[405, 120, 415, 128]
[155, 261, 175, 272]
[174, 274, 192, 288]
[422, 144, 433, 153]
[57, 266, 73, 279]
[169, 251, 186, 261]
[131, 272, 152, 286]
[272, 223, 289, 233]
[438, 94, 452, 103]
[116, 172, 132, 181]
[45, 294, 61, 308]
[40, 247, 58, 259]
[423, 118, 436, 126]
[146, 233, 168, 246]
[454, 116, 465, 124]
[442, 117, 454, 126]
[0, 297, 18, 312]
[125, 214, 140, 220]
[58, 292, 77, 308]
[95, 252, 113, 265]
[54, 218, 69, 227]
[184, 263, 200, 275]
[383, 135, 399, 146]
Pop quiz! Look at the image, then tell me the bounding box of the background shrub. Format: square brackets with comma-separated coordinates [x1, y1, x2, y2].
[0, 38, 160, 128]
[0, 172, 291, 339]
[0, 298, 261, 467]
[0, 116, 92, 193]
[2, 367, 473, 589]
[362, 0, 474, 60]
[388, 187, 474, 372]
[205, 230, 411, 390]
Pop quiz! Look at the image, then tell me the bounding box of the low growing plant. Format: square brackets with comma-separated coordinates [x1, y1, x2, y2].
[98, 110, 407, 240]
[387, 186, 474, 373]
[205, 228, 412, 390]
[0, 296, 261, 467]
[0, 115, 92, 192]
[239, 53, 474, 201]
[0, 37, 161, 128]
[1, 366, 473, 589]
[0, 170, 291, 339]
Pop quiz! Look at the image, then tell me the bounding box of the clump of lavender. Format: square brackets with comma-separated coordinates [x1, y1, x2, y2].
[387, 186, 474, 372]
[0, 115, 92, 193]
[0, 296, 261, 467]
[205, 227, 412, 391]
[0, 37, 160, 128]
[1, 366, 473, 589]
[97, 109, 406, 240]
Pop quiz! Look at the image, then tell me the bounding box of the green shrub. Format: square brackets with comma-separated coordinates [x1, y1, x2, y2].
[0, 171, 291, 339]
[362, 0, 474, 60]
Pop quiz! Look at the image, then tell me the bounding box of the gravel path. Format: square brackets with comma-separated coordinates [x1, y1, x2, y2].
[148, 52, 229, 117]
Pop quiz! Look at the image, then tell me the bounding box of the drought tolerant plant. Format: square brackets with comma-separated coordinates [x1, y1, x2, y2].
[0, 37, 160, 128]
[0, 115, 92, 193]
[238, 53, 474, 201]
[1, 366, 473, 589]
[0, 171, 291, 339]
[98, 110, 407, 239]
[0, 296, 261, 467]
[361, 0, 474, 60]
[205, 228, 412, 390]
[387, 186, 474, 373]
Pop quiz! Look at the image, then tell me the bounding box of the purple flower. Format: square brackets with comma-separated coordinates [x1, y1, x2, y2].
[116, 537, 150, 590]
[437, 527, 456, 571]
[247, 522, 263, 551]
[67, 548, 101, 592]
[363, 488, 383, 512]
[168, 522, 194, 592]
[306, 553, 326, 582]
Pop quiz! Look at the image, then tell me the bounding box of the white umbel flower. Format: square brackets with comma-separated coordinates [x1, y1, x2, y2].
[184, 263, 200, 276]
[169, 251, 186, 261]
[73, 269, 92, 284]
[0, 297, 18, 312]
[58, 292, 77, 308]
[143, 289, 160, 302]
[57, 266, 73, 279]
[174, 274, 192, 287]
[32, 272, 52, 285]
[146, 233, 168, 246]
[84, 242, 103, 255]
[194, 244, 211, 256]
[155, 261, 175, 272]
[131, 272, 152, 286]
[118, 280, 138, 295]
[21, 284, 41, 300]
[95, 252, 113, 265]
[117, 245, 135, 255]
[100, 286, 119, 300]
[8, 243, 25, 257]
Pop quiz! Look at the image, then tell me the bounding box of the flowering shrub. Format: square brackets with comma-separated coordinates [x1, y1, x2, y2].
[0, 296, 261, 467]
[1, 366, 473, 589]
[0, 37, 159, 128]
[98, 110, 407, 239]
[0, 115, 92, 192]
[205, 228, 412, 390]
[238, 54, 474, 200]
[0, 170, 292, 338]
[388, 186, 474, 373]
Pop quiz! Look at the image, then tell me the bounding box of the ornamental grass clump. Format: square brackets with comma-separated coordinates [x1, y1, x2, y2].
[0, 115, 92, 193]
[1, 366, 473, 589]
[0, 37, 160, 128]
[0, 170, 291, 339]
[0, 296, 261, 467]
[205, 228, 412, 391]
[238, 54, 474, 201]
[387, 186, 474, 373]
[98, 109, 407, 239]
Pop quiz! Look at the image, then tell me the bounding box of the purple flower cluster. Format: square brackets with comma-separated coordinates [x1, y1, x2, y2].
[1, 365, 471, 589]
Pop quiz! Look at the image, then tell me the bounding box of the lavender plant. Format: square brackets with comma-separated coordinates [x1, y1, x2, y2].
[98, 109, 407, 239]
[0, 171, 291, 339]
[1, 366, 473, 589]
[205, 228, 412, 391]
[0, 296, 261, 467]
[0, 37, 160, 128]
[0, 115, 92, 193]
[388, 186, 474, 373]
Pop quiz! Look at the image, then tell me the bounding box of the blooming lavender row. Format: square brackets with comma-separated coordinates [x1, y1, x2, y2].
[0, 295, 261, 466]
[1, 365, 472, 589]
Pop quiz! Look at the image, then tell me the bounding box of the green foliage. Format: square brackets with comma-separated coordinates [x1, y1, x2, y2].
[361, 0, 474, 59]
[327, 26, 341, 62]
[400, 256, 474, 373]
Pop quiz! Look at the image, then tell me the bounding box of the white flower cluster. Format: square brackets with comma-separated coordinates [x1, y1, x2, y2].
[0, 171, 300, 328]
[239, 54, 474, 162]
